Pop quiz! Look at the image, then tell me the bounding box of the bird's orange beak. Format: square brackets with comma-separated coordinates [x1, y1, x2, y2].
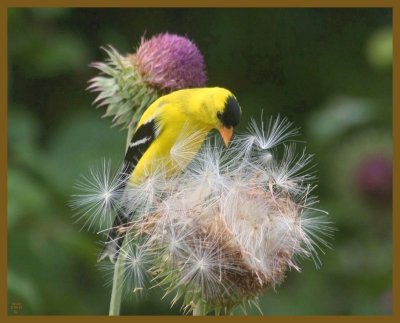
[218, 126, 234, 147]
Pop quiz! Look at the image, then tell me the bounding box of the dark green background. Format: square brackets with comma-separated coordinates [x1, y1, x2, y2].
[8, 8, 392, 315]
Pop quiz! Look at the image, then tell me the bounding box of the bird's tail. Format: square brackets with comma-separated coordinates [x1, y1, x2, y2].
[98, 208, 131, 263]
[97, 162, 134, 263]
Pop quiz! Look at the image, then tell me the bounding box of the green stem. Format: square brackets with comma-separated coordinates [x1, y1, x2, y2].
[192, 303, 206, 316]
[109, 250, 125, 316]
[109, 140, 131, 316]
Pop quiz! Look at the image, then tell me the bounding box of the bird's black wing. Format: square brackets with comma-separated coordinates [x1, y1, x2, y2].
[99, 119, 158, 263]
[124, 119, 158, 174]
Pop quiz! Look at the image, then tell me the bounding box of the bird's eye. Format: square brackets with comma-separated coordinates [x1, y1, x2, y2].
[217, 111, 222, 119]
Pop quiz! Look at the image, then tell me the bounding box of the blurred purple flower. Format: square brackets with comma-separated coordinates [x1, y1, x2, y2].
[380, 289, 392, 314]
[355, 154, 392, 203]
[134, 33, 207, 91]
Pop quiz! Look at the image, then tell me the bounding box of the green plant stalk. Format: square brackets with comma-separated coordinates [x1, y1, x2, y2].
[109, 245, 125, 316]
[192, 302, 206, 316]
[108, 121, 136, 316]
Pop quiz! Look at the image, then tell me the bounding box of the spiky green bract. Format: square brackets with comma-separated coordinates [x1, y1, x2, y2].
[88, 46, 159, 131]
[74, 116, 333, 315]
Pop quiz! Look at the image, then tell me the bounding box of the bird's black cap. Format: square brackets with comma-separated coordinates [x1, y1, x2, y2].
[218, 96, 241, 127]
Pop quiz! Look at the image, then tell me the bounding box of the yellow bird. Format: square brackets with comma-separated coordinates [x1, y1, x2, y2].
[99, 87, 241, 262]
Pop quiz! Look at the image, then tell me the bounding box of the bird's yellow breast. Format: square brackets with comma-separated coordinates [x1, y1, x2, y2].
[128, 87, 231, 184]
[130, 121, 210, 184]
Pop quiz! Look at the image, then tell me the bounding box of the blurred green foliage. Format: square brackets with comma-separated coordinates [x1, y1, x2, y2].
[8, 8, 392, 315]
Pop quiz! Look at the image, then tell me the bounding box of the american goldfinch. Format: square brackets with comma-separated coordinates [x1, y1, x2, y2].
[99, 87, 241, 262]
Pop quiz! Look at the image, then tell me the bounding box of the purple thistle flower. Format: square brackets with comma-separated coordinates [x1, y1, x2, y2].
[88, 33, 207, 133]
[133, 33, 207, 91]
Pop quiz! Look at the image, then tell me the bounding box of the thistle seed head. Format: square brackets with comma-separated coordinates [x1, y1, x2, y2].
[72, 116, 333, 315]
